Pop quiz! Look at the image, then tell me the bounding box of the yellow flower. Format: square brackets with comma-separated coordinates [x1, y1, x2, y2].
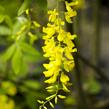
[45, 73, 59, 84]
[48, 9, 58, 22]
[64, 48, 74, 59]
[57, 29, 66, 41]
[63, 60, 75, 72]
[55, 18, 65, 26]
[43, 26, 55, 39]
[65, 1, 77, 23]
[65, 1, 72, 11]
[60, 72, 70, 83]
[43, 61, 60, 78]
[65, 10, 77, 23]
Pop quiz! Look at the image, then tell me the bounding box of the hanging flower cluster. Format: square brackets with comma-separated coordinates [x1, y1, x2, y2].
[38, 1, 78, 109]
[42, 1, 77, 88]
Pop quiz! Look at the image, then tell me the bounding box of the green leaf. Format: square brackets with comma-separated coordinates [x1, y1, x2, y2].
[0, 0, 21, 18]
[19, 42, 40, 56]
[3, 44, 16, 61]
[5, 15, 13, 28]
[12, 47, 22, 74]
[18, 0, 31, 16]
[23, 80, 41, 90]
[18, 59, 28, 77]
[0, 14, 5, 23]
[0, 25, 11, 35]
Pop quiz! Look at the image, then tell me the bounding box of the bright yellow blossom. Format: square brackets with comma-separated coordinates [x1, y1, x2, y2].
[48, 9, 59, 22]
[65, 1, 78, 23]
[42, 8, 77, 85]
[39, 1, 78, 108]
[60, 72, 70, 84]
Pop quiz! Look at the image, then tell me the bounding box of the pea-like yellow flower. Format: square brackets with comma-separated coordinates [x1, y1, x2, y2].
[65, 1, 78, 23]
[39, 1, 78, 108]
[48, 9, 59, 22]
[60, 72, 70, 83]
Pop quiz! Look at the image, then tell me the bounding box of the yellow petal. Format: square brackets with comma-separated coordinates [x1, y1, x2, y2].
[45, 75, 57, 84]
[43, 70, 54, 77]
[60, 72, 69, 83]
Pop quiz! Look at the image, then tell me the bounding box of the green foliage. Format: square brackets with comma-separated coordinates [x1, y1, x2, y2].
[12, 45, 22, 75]
[23, 80, 41, 90]
[3, 44, 16, 61]
[0, 0, 46, 109]
[0, 25, 11, 35]
[18, 0, 31, 16]
[19, 42, 40, 56]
